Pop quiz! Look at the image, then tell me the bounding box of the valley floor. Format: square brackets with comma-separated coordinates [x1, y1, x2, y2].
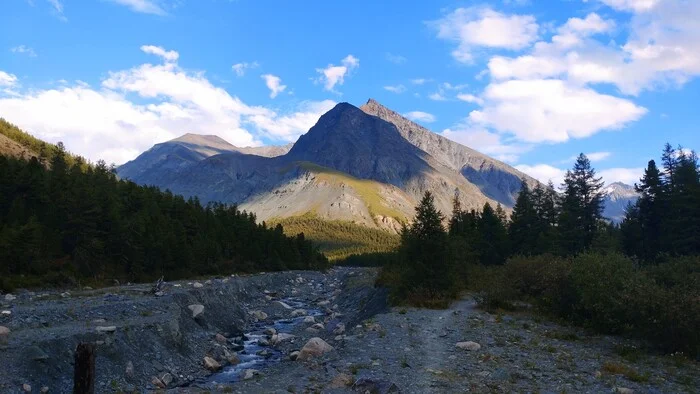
[1, 268, 698, 394]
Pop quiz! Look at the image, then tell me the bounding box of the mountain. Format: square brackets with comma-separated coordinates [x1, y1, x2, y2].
[603, 182, 639, 223]
[118, 100, 539, 232]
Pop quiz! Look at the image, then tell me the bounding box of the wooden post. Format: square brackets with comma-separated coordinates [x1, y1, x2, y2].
[73, 343, 95, 394]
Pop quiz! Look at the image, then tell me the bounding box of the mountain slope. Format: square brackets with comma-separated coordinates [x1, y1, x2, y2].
[603, 182, 639, 223]
[118, 100, 539, 234]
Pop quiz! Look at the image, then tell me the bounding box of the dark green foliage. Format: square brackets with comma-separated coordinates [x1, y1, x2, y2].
[558, 154, 605, 255]
[0, 151, 327, 291]
[475, 253, 700, 357]
[476, 202, 509, 265]
[509, 180, 539, 256]
[622, 146, 700, 261]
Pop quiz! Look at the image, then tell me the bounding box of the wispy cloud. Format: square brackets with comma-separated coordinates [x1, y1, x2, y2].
[232, 62, 259, 77]
[383, 84, 406, 94]
[385, 53, 407, 64]
[404, 111, 436, 123]
[261, 74, 287, 98]
[107, 0, 167, 16]
[47, 0, 67, 21]
[10, 45, 37, 57]
[315, 55, 360, 93]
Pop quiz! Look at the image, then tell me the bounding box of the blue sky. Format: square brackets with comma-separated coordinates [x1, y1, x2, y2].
[1, 0, 698, 185]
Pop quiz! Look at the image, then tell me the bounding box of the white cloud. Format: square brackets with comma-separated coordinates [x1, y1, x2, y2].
[385, 53, 407, 64]
[47, 0, 66, 21]
[456, 93, 484, 105]
[11, 45, 37, 57]
[411, 78, 429, 85]
[232, 62, 258, 77]
[428, 92, 447, 101]
[0, 46, 334, 164]
[315, 55, 360, 92]
[383, 84, 406, 94]
[0, 71, 18, 87]
[562, 151, 611, 163]
[261, 74, 287, 98]
[428, 82, 469, 102]
[442, 126, 530, 162]
[515, 164, 567, 185]
[599, 167, 645, 184]
[404, 111, 436, 123]
[430, 6, 539, 63]
[589, 0, 660, 12]
[140, 45, 179, 62]
[107, 0, 166, 15]
[468, 79, 647, 143]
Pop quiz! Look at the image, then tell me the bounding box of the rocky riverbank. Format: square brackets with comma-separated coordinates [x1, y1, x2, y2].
[1, 267, 699, 393]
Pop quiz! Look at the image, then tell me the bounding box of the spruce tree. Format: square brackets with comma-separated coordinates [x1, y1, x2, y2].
[509, 179, 538, 255]
[477, 202, 509, 265]
[634, 160, 664, 260]
[558, 154, 604, 255]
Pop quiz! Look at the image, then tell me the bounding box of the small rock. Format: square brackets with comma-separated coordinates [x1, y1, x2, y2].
[60, 292, 70, 298]
[241, 369, 259, 380]
[264, 328, 277, 336]
[0, 326, 10, 339]
[594, 371, 602, 379]
[250, 310, 268, 321]
[154, 291, 164, 297]
[205, 280, 212, 285]
[317, 300, 330, 307]
[96, 326, 117, 333]
[333, 323, 346, 335]
[228, 353, 241, 365]
[188, 304, 204, 319]
[614, 388, 634, 394]
[125, 361, 134, 378]
[289, 351, 300, 361]
[215, 333, 227, 344]
[203, 356, 221, 371]
[151, 376, 165, 389]
[40, 387, 49, 393]
[27, 346, 49, 361]
[303, 316, 316, 324]
[1, 310, 11, 316]
[291, 309, 307, 317]
[273, 333, 295, 344]
[330, 373, 353, 388]
[455, 341, 481, 351]
[22, 383, 31, 392]
[5, 294, 16, 301]
[297, 337, 334, 361]
[160, 372, 173, 386]
[92, 319, 107, 324]
[193, 282, 204, 288]
[335, 335, 345, 341]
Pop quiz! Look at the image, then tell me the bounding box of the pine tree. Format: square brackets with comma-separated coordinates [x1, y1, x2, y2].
[633, 160, 664, 260]
[509, 180, 538, 255]
[558, 154, 605, 255]
[477, 202, 509, 265]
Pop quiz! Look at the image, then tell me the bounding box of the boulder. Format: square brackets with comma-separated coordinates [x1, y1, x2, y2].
[291, 309, 307, 317]
[203, 356, 221, 371]
[188, 304, 205, 319]
[303, 316, 316, 324]
[264, 328, 277, 336]
[241, 369, 260, 380]
[22, 383, 31, 393]
[330, 373, 353, 389]
[40, 387, 49, 393]
[96, 326, 117, 334]
[151, 376, 165, 389]
[250, 310, 268, 321]
[193, 282, 204, 288]
[297, 337, 334, 361]
[311, 323, 325, 330]
[455, 341, 481, 351]
[215, 333, 227, 344]
[289, 351, 300, 361]
[317, 300, 330, 307]
[160, 372, 173, 386]
[333, 323, 346, 335]
[1, 310, 11, 316]
[5, 294, 16, 301]
[271, 333, 295, 345]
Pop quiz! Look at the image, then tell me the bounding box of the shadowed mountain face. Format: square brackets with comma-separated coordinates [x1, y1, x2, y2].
[603, 182, 639, 223]
[117, 100, 539, 231]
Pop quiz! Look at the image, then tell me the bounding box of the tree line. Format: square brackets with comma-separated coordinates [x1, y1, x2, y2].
[0, 144, 327, 291]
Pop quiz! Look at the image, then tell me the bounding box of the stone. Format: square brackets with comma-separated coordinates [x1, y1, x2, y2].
[289, 351, 300, 361]
[1, 310, 11, 316]
[5, 294, 16, 301]
[188, 304, 205, 319]
[26, 346, 49, 361]
[203, 356, 221, 371]
[311, 323, 325, 330]
[22, 383, 31, 392]
[154, 291, 164, 297]
[271, 333, 295, 345]
[351, 378, 400, 393]
[455, 341, 481, 351]
[303, 316, 316, 324]
[151, 376, 165, 389]
[96, 326, 117, 333]
[250, 310, 268, 321]
[193, 282, 204, 288]
[215, 333, 227, 344]
[330, 373, 353, 388]
[291, 309, 307, 317]
[228, 353, 241, 365]
[92, 319, 107, 324]
[615, 388, 634, 394]
[205, 280, 212, 285]
[241, 369, 259, 380]
[317, 300, 330, 307]
[297, 337, 334, 361]
[264, 327, 277, 336]
[160, 372, 173, 386]
[125, 361, 135, 378]
[40, 387, 49, 393]
[0, 326, 10, 340]
[333, 323, 346, 335]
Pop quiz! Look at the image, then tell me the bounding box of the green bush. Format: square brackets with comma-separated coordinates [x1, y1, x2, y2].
[474, 253, 700, 357]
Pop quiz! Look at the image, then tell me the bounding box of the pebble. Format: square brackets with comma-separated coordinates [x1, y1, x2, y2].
[215, 333, 227, 343]
[96, 326, 117, 333]
[455, 341, 481, 351]
[193, 282, 204, 288]
[188, 304, 205, 319]
[22, 383, 31, 392]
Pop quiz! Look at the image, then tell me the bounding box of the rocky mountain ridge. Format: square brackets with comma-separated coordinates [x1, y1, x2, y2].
[117, 100, 540, 231]
[603, 182, 639, 223]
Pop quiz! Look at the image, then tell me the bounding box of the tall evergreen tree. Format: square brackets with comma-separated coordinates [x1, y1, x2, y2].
[509, 180, 538, 256]
[558, 154, 605, 255]
[477, 202, 509, 265]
